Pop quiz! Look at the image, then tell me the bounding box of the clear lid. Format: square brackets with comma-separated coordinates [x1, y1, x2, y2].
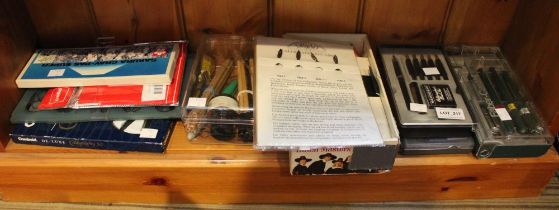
[445, 45, 552, 147]
[181, 35, 254, 143]
[182, 35, 254, 125]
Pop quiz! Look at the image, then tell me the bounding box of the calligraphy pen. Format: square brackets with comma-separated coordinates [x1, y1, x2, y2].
[478, 68, 515, 134]
[392, 56, 412, 110]
[185, 59, 234, 140]
[238, 58, 254, 141]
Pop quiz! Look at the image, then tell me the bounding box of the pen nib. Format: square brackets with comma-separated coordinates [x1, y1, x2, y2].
[311, 52, 318, 62]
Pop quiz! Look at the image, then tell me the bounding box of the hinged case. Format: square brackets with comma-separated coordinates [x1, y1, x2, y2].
[445, 45, 553, 158]
[378, 47, 475, 155]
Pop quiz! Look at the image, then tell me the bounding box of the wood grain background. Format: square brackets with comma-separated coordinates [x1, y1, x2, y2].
[1, 0, 558, 134]
[22, 0, 520, 48]
[502, 0, 559, 135]
[0, 1, 36, 151]
[273, 0, 361, 36]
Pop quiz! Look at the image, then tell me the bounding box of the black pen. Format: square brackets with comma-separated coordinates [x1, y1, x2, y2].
[489, 68, 528, 134]
[405, 55, 417, 80]
[412, 55, 424, 80]
[409, 82, 426, 114]
[368, 66, 380, 96]
[427, 56, 440, 80]
[420, 55, 432, 80]
[393, 56, 412, 110]
[409, 82, 423, 104]
[435, 56, 448, 80]
[500, 71, 542, 133]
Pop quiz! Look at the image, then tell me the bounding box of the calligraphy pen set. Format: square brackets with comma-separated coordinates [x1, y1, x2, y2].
[377, 46, 552, 157]
[445, 46, 552, 158]
[378, 47, 475, 155]
[182, 36, 254, 144]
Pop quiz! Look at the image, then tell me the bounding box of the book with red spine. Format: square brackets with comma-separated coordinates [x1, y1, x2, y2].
[38, 42, 187, 109]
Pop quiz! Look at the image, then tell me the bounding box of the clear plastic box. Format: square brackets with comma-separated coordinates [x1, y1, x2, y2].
[181, 35, 254, 144]
[445, 45, 553, 158]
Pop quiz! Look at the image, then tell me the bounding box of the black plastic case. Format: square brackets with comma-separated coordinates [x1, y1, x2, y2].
[378, 47, 475, 155]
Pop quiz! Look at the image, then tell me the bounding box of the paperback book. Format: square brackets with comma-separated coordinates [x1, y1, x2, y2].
[37, 42, 187, 109]
[16, 42, 180, 88]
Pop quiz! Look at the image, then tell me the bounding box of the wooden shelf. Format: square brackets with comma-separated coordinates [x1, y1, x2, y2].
[0, 0, 558, 205]
[0, 122, 558, 204]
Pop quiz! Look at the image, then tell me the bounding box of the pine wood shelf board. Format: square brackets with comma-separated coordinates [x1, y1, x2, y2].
[2, 123, 559, 169]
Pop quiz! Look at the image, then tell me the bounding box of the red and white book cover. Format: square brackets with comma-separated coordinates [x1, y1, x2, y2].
[38, 42, 187, 110]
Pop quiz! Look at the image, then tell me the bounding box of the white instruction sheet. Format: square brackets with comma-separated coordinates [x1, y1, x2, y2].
[255, 37, 383, 149]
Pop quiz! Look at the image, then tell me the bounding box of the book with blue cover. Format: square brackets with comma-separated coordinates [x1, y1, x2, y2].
[10, 120, 174, 153]
[15, 42, 180, 88]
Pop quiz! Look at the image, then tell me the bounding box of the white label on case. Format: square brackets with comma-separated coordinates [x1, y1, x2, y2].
[47, 69, 65, 77]
[495, 108, 512, 121]
[410, 103, 427, 113]
[422, 67, 440, 75]
[435, 107, 465, 120]
[186, 97, 207, 108]
[139, 128, 158, 139]
[141, 85, 166, 101]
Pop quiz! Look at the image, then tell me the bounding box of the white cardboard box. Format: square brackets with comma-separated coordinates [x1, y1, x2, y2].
[283, 33, 399, 175]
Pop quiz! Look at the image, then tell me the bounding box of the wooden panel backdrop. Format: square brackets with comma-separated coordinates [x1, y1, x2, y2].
[0, 1, 36, 150]
[273, 0, 361, 36]
[183, 0, 268, 48]
[444, 0, 518, 44]
[25, 0, 96, 47]
[361, 0, 450, 46]
[22, 0, 521, 47]
[91, 0, 183, 45]
[502, 0, 559, 135]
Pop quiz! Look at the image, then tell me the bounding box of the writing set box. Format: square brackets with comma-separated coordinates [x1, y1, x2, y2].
[282, 33, 400, 174]
[445, 46, 553, 158]
[378, 47, 475, 155]
[10, 120, 174, 153]
[181, 35, 255, 145]
[16, 41, 181, 88]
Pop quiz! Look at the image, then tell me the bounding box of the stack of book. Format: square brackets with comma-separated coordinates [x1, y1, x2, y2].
[9, 41, 188, 153]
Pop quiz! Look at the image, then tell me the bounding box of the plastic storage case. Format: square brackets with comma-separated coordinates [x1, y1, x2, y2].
[181, 35, 254, 144]
[445, 45, 553, 158]
[378, 47, 475, 155]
